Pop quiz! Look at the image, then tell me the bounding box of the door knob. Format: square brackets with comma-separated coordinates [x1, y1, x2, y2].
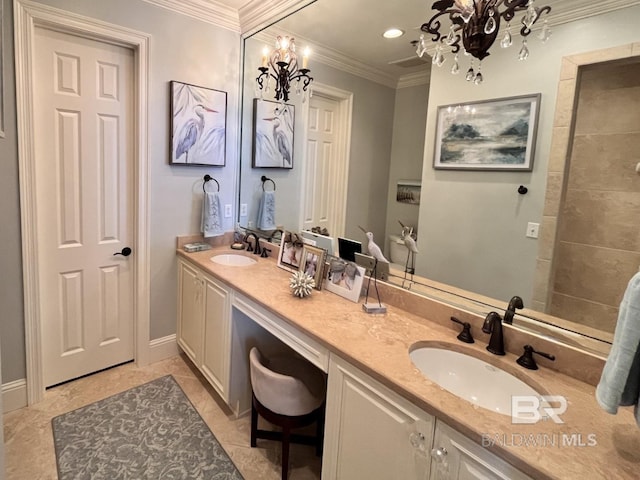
[114, 247, 132, 257]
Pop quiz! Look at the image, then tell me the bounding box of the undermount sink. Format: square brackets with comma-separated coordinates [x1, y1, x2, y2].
[409, 345, 542, 417]
[210, 254, 257, 267]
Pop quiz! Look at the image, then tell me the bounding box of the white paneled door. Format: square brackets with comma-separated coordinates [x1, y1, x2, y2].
[33, 27, 135, 387]
[303, 94, 343, 237]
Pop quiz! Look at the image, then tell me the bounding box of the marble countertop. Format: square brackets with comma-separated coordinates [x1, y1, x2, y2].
[177, 246, 640, 480]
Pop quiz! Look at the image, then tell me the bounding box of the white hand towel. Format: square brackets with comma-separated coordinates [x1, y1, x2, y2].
[256, 191, 276, 231]
[201, 192, 224, 238]
[596, 271, 640, 425]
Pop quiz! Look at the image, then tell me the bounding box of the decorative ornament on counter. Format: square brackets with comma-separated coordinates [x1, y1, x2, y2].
[289, 271, 315, 298]
[358, 226, 389, 264]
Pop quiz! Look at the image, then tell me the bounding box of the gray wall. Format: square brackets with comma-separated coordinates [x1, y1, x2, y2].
[0, 0, 241, 382]
[415, 7, 640, 305]
[0, 0, 25, 384]
[384, 83, 429, 256]
[239, 35, 395, 244]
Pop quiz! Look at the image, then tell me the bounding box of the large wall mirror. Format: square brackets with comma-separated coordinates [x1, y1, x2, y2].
[238, 0, 640, 357]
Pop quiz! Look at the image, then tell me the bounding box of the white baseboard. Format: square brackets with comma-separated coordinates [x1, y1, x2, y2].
[148, 334, 179, 364]
[3, 379, 27, 413]
[2, 337, 178, 413]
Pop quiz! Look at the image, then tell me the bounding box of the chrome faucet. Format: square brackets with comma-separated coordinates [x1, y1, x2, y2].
[482, 311, 505, 356]
[245, 233, 261, 255]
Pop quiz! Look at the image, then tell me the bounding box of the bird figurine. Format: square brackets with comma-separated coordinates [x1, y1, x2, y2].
[358, 226, 389, 264]
[398, 221, 419, 277]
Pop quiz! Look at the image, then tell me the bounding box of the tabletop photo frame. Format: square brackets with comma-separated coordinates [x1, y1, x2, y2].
[277, 230, 305, 273]
[324, 256, 365, 303]
[299, 245, 327, 290]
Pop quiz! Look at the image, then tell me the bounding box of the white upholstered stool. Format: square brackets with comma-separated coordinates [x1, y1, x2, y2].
[249, 347, 326, 480]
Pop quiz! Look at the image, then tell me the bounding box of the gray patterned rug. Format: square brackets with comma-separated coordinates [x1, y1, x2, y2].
[52, 375, 244, 480]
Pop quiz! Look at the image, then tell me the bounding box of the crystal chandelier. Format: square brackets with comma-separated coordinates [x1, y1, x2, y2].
[416, 0, 552, 84]
[256, 36, 313, 103]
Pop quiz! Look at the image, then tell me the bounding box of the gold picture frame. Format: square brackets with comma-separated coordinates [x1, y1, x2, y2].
[299, 245, 326, 290]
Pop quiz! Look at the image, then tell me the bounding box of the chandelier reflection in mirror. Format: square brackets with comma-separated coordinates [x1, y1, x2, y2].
[256, 36, 314, 105]
[417, 0, 551, 84]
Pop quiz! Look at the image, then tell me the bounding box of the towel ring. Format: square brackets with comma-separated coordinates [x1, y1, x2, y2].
[261, 175, 276, 192]
[203, 174, 220, 193]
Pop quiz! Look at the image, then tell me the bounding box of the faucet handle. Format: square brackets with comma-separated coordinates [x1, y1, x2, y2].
[516, 344, 556, 370]
[450, 316, 474, 344]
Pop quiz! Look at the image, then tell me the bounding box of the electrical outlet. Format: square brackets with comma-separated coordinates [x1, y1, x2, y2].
[224, 204, 232, 218]
[248, 221, 254, 228]
[526, 222, 540, 239]
[240, 204, 248, 217]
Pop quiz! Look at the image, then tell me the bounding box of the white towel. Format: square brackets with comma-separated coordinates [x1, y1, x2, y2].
[596, 271, 640, 425]
[201, 192, 224, 238]
[256, 191, 276, 230]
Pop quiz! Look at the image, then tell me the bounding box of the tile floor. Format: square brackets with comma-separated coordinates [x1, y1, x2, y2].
[3, 354, 322, 479]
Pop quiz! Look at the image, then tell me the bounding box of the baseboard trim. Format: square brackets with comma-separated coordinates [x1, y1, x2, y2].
[148, 334, 179, 364]
[3, 379, 28, 413]
[2, 337, 177, 413]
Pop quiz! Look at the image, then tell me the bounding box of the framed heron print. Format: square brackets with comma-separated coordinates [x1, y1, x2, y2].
[170, 81, 227, 166]
[433, 94, 540, 171]
[252, 98, 295, 169]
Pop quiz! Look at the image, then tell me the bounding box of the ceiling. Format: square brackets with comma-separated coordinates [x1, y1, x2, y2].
[150, 0, 640, 84]
[253, 0, 640, 85]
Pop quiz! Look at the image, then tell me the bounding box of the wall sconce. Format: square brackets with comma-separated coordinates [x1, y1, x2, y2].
[417, 0, 551, 84]
[256, 36, 313, 103]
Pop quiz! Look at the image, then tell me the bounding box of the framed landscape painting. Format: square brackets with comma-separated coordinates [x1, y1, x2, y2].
[433, 94, 540, 171]
[170, 81, 227, 166]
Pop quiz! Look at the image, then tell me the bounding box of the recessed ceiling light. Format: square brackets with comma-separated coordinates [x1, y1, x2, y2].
[383, 28, 404, 39]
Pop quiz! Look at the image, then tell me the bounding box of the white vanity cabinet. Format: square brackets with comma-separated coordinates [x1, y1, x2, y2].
[322, 355, 435, 480]
[323, 355, 533, 480]
[429, 421, 533, 480]
[177, 259, 203, 364]
[177, 254, 537, 480]
[177, 258, 231, 402]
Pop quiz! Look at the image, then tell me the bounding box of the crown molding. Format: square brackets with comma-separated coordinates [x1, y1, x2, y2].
[239, 0, 313, 37]
[254, 28, 398, 89]
[397, 71, 430, 89]
[548, 0, 640, 26]
[140, 0, 240, 31]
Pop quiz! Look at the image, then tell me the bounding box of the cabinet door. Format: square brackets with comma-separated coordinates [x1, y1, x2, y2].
[323, 355, 434, 480]
[201, 273, 230, 401]
[177, 260, 203, 364]
[430, 421, 532, 480]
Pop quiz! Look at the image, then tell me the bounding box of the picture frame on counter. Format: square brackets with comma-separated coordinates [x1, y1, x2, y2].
[277, 231, 305, 273]
[299, 245, 327, 290]
[324, 256, 365, 303]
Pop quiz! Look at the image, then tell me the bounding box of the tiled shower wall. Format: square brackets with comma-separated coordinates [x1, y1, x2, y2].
[548, 61, 640, 334]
